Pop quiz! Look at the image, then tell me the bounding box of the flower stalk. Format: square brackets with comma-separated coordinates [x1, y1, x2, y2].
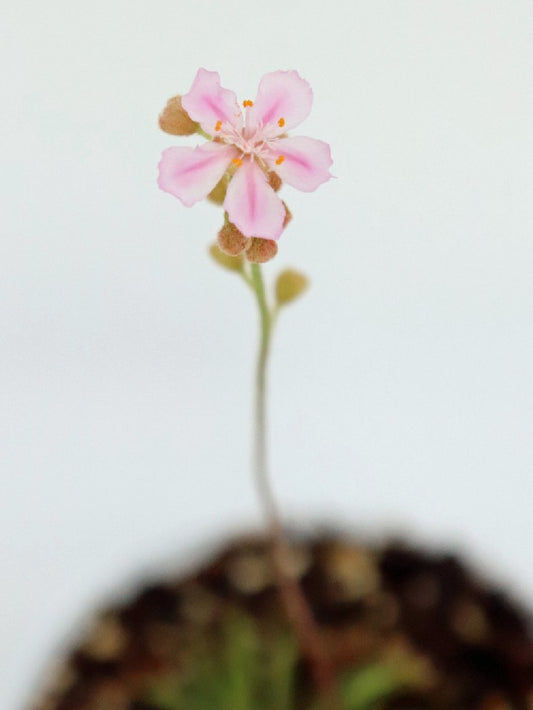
[250, 263, 338, 709]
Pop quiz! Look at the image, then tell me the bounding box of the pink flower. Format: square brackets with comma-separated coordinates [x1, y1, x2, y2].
[158, 69, 333, 241]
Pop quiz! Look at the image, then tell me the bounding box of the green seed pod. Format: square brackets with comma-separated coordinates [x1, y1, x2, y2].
[275, 269, 309, 305]
[207, 174, 229, 205]
[209, 243, 244, 272]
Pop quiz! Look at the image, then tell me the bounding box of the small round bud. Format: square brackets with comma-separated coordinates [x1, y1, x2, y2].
[158, 95, 198, 136]
[209, 243, 244, 272]
[217, 222, 250, 256]
[275, 269, 309, 305]
[267, 171, 282, 192]
[282, 202, 293, 228]
[207, 175, 229, 205]
[245, 238, 278, 264]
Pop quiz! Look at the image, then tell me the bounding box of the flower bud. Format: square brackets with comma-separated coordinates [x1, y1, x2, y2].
[245, 238, 278, 264]
[275, 269, 309, 305]
[267, 170, 282, 192]
[282, 202, 292, 228]
[217, 222, 250, 256]
[209, 243, 244, 272]
[158, 95, 198, 136]
[207, 175, 229, 205]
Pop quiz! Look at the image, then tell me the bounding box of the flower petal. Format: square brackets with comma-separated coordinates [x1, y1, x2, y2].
[266, 136, 333, 192]
[181, 68, 242, 135]
[248, 71, 313, 136]
[224, 158, 285, 240]
[158, 142, 237, 207]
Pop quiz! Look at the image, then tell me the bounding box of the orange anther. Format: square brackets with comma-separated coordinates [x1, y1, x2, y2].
[232, 158, 243, 167]
[275, 155, 285, 165]
[278, 117, 285, 128]
[242, 100, 254, 108]
[215, 120, 222, 131]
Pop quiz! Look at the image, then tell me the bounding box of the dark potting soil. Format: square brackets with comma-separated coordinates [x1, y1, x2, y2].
[33, 536, 533, 710]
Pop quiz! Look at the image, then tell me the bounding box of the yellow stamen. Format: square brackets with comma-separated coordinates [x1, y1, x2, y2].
[242, 99, 254, 108]
[275, 155, 285, 165]
[215, 120, 222, 131]
[278, 117, 285, 128]
[232, 158, 243, 167]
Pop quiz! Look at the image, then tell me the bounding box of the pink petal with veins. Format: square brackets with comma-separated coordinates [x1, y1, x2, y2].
[224, 158, 285, 240]
[248, 70, 313, 136]
[158, 142, 237, 207]
[182, 68, 242, 135]
[266, 136, 333, 192]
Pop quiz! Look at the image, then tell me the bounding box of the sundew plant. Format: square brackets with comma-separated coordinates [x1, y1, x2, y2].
[158, 69, 336, 706]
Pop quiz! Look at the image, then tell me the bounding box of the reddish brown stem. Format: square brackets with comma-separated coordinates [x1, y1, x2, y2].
[269, 527, 339, 708]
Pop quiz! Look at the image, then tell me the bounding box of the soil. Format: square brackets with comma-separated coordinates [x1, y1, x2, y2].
[33, 535, 533, 710]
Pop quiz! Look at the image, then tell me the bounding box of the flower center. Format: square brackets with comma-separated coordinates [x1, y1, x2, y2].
[216, 123, 268, 158]
[213, 110, 286, 166]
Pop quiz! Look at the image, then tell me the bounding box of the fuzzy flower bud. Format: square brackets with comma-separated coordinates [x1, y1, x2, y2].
[275, 269, 309, 305]
[282, 202, 293, 228]
[267, 171, 282, 193]
[217, 222, 250, 256]
[209, 243, 244, 272]
[245, 238, 278, 264]
[158, 95, 198, 136]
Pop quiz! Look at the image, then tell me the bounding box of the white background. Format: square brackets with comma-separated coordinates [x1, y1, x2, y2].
[2, 1, 533, 707]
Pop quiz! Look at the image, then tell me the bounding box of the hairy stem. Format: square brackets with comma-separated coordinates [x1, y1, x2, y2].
[249, 263, 338, 708]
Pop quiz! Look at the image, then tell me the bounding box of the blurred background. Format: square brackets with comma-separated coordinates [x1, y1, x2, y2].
[2, 1, 532, 707]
